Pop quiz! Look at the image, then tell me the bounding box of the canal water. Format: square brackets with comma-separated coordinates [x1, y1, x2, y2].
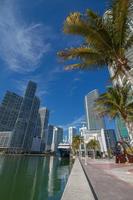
[0, 156, 72, 200]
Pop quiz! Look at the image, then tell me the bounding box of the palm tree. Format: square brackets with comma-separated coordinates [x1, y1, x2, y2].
[87, 139, 100, 158]
[95, 85, 133, 137]
[72, 135, 82, 155]
[58, 0, 133, 85]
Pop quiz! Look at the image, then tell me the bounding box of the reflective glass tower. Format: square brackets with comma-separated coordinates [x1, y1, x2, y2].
[39, 108, 49, 152]
[0, 91, 23, 131]
[10, 81, 38, 152]
[85, 89, 105, 130]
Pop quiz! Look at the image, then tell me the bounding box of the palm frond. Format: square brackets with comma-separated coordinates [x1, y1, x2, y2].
[58, 47, 107, 70]
[64, 12, 114, 54]
[112, 0, 131, 52]
[95, 85, 132, 121]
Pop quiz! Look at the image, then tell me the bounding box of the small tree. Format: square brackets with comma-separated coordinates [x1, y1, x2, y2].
[87, 139, 100, 158]
[72, 135, 81, 155]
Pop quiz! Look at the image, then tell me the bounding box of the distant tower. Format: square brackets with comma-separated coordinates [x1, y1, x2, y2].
[51, 127, 63, 152]
[68, 127, 77, 144]
[39, 108, 49, 152]
[85, 89, 105, 130]
[0, 91, 23, 131]
[23, 96, 40, 152]
[46, 125, 54, 151]
[10, 81, 38, 152]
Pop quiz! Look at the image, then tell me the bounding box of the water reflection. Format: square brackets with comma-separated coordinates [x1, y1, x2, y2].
[0, 156, 71, 200]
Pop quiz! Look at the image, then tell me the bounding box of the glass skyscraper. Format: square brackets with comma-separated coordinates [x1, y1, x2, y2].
[39, 108, 49, 152]
[46, 125, 54, 151]
[85, 89, 105, 130]
[0, 91, 23, 131]
[0, 81, 51, 153]
[10, 81, 38, 152]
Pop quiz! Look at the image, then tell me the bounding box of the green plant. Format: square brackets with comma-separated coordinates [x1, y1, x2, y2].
[58, 0, 133, 85]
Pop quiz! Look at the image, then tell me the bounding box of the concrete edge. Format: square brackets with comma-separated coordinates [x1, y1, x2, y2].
[79, 158, 98, 200]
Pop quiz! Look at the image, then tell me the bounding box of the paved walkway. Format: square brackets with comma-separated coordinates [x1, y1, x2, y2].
[61, 158, 95, 200]
[80, 158, 133, 200]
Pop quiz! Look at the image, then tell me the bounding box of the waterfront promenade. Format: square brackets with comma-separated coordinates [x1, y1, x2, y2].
[80, 158, 133, 200]
[62, 157, 133, 200]
[61, 158, 95, 200]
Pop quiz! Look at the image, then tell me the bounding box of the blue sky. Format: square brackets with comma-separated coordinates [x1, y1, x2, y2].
[0, 0, 114, 131]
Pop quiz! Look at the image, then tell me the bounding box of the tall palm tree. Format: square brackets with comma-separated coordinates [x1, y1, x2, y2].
[95, 85, 133, 137]
[58, 0, 133, 85]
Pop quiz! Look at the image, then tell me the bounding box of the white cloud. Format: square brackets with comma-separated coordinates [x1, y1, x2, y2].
[61, 115, 85, 131]
[0, 0, 51, 73]
[13, 66, 63, 98]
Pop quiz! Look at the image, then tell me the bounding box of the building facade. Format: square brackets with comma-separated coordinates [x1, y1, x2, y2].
[85, 89, 105, 130]
[39, 108, 49, 152]
[104, 129, 117, 153]
[46, 125, 54, 151]
[51, 127, 63, 152]
[10, 81, 38, 152]
[0, 91, 23, 131]
[68, 127, 77, 144]
[23, 96, 40, 152]
[0, 131, 12, 149]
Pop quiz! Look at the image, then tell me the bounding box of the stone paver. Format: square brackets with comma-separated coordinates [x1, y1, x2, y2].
[80, 158, 133, 200]
[61, 158, 95, 200]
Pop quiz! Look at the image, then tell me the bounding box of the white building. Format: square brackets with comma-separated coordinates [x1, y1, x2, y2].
[51, 127, 63, 152]
[68, 127, 77, 144]
[79, 126, 87, 137]
[82, 129, 117, 156]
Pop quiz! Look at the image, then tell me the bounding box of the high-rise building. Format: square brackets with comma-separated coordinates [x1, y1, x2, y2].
[10, 81, 38, 152]
[46, 125, 54, 151]
[115, 116, 129, 140]
[68, 127, 77, 144]
[39, 108, 49, 152]
[85, 89, 105, 130]
[23, 96, 40, 152]
[0, 91, 23, 131]
[51, 127, 63, 152]
[0, 81, 51, 153]
[104, 129, 117, 152]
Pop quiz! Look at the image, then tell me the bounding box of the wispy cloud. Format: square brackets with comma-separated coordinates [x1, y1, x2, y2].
[61, 115, 85, 131]
[0, 0, 51, 73]
[13, 66, 63, 99]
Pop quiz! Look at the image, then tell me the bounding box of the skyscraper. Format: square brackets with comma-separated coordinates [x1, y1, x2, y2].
[10, 81, 38, 152]
[0, 91, 23, 131]
[68, 127, 77, 144]
[23, 96, 40, 152]
[39, 108, 49, 152]
[115, 116, 129, 140]
[85, 89, 105, 130]
[46, 125, 54, 151]
[51, 127, 63, 152]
